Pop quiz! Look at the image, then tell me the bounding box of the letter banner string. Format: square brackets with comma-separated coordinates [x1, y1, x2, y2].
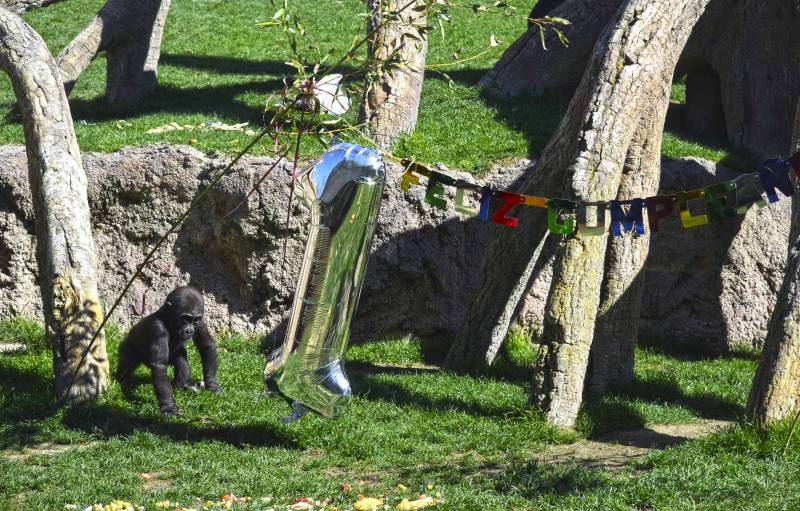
[399, 152, 800, 237]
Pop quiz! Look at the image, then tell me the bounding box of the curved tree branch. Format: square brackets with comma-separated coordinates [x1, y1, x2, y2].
[0, 7, 108, 401]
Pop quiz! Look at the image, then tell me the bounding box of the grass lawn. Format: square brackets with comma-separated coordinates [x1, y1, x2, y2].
[2, 318, 800, 510]
[0, 0, 743, 173]
[0, 2, 792, 510]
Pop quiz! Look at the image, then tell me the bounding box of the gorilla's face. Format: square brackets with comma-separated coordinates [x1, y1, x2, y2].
[178, 311, 203, 340]
[164, 287, 205, 341]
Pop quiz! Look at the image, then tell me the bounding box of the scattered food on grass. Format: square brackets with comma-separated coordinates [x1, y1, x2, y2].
[352, 496, 382, 511]
[145, 121, 256, 136]
[396, 496, 438, 511]
[63, 488, 441, 511]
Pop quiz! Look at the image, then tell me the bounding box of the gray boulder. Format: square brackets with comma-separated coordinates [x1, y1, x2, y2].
[0, 144, 788, 354]
[0, 144, 518, 349]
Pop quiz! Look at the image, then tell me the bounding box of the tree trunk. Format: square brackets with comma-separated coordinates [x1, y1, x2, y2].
[585, 101, 666, 396]
[359, 0, 428, 149]
[746, 101, 800, 425]
[446, 0, 710, 428]
[57, 0, 171, 110]
[532, 0, 709, 428]
[0, 8, 108, 401]
[0, 0, 65, 14]
[480, 0, 623, 98]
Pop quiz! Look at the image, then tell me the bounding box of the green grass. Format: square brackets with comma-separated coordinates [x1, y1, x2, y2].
[2, 318, 800, 510]
[0, 0, 742, 174]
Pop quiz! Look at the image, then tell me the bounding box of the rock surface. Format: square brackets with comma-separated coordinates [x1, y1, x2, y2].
[0, 144, 518, 349]
[0, 145, 789, 352]
[516, 156, 791, 352]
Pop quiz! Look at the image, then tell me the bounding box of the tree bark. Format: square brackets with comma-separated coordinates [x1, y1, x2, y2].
[586, 101, 666, 396]
[0, 0, 65, 14]
[57, 0, 171, 110]
[480, 0, 623, 98]
[359, 0, 428, 149]
[746, 101, 800, 425]
[0, 8, 108, 401]
[531, 0, 709, 428]
[446, 0, 710, 428]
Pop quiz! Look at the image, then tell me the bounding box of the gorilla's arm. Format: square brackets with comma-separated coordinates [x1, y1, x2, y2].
[148, 326, 180, 415]
[194, 322, 223, 393]
[170, 346, 191, 390]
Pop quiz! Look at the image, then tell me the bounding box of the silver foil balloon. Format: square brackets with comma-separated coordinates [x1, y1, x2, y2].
[264, 142, 385, 420]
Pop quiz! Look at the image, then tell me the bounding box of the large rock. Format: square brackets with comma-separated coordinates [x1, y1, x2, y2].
[516, 157, 791, 352]
[0, 144, 519, 349]
[0, 145, 788, 353]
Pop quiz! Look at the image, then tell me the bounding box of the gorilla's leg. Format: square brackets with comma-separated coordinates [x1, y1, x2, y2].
[116, 341, 141, 399]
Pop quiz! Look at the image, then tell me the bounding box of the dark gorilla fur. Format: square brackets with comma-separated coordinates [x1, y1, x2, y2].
[116, 286, 223, 415]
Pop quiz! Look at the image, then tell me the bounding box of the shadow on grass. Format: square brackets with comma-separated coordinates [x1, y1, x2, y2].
[629, 372, 743, 419]
[442, 68, 569, 160]
[62, 403, 298, 449]
[0, 362, 61, 448]
[399, 457, 609, 499]
[491, 460, 611, 499]
[161, 54, 294, 76]
[581, 371, 743, 438]
[0, 358, 299, 450]
[67, 56, 362, 124]
[638, 336, 761, 363]
[347, 361, 530, 419]
[67, 80, 284, 123]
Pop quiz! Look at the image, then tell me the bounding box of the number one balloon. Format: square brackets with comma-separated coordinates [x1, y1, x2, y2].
[264, 143, 385, 421]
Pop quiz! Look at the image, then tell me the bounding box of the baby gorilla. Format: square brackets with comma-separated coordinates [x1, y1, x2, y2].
[116, 286, 223, 415]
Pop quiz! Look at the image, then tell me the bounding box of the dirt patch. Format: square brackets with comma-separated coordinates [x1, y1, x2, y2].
[0, 343, 26, 354]
[2, 441, 97, 462]
[139, 472, 174, 493]
[535, 419, 733, 470]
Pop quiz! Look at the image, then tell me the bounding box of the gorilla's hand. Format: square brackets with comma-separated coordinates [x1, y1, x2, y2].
[204, 381, 224, 394]
[160, 403, 181, 416]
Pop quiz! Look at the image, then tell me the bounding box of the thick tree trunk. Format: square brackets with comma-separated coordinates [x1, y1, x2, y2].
[57, 0, 171, 110]
[531, 0, 708, 428]
[446, 0, 710, 428]
[746, 102, 800, 425]
[586, 101, 666, 395]
[359, 0, 428, 149]
[0, 8, 108, 401]
[480, 0, 623, 98]
[0, 0, 65, 14]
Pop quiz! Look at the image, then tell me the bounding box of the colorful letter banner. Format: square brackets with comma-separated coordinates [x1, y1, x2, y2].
[399, 154, 799, 238]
